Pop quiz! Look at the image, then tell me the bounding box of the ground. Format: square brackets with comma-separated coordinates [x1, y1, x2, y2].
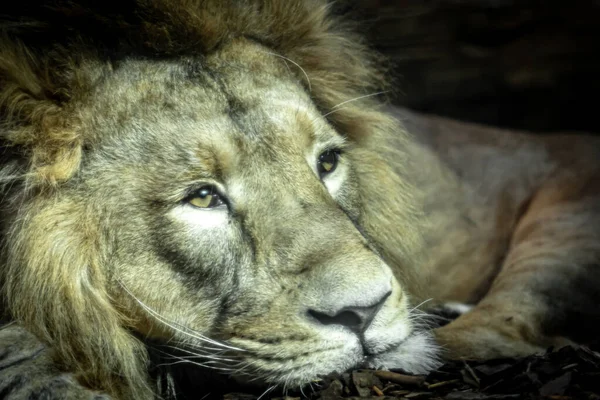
[215, 345, 600, 400]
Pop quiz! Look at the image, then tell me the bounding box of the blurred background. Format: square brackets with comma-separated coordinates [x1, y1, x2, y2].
[335, 0, 600, 133]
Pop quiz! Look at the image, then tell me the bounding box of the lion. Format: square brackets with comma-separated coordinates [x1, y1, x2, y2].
[0, 0, 599, 399]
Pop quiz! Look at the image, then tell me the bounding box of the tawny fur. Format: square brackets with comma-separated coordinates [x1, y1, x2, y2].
[1, 1, 599, 399]
[0, 1, 426, 398]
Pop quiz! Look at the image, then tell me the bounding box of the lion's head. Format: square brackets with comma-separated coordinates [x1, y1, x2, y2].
[0, 1, 438, 398]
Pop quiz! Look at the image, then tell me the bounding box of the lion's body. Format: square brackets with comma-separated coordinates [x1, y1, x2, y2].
[399, 109, 600, 356]
[0, 1, 599, 399]
[401, 107, 600, 302]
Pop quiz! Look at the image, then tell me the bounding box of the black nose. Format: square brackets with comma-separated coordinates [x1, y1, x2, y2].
[307, 291, 391, 334]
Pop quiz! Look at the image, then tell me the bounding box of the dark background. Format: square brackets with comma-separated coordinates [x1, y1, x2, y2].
[336, 0, 600, 134]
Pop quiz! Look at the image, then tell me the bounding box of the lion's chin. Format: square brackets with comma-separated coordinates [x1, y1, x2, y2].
[363, 331, 442, 375]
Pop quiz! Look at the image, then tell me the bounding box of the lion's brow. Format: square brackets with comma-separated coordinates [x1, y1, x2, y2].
[193, 144, 233, 182]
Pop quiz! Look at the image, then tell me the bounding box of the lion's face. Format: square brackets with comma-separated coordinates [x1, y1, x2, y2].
[50, 40, 436, 387]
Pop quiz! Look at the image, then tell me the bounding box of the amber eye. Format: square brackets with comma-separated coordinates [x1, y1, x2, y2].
[317, 149, 340, 178]
[187, 186, 224, 209]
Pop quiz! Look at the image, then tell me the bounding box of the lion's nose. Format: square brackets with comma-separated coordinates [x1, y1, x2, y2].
[307, 290, 391, 334]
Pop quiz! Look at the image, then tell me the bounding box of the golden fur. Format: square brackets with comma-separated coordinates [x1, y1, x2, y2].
[1, 1, 600, 399]
[0, 1, 430, 398]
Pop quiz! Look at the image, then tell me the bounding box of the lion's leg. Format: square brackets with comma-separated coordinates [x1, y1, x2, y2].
[434, 189, 600, 359]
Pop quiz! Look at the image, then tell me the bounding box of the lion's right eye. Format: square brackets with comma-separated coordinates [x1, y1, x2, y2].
[187, 186, 224, 209]
[317, 149, 341, 179]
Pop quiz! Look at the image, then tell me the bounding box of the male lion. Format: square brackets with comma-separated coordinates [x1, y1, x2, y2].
[0, 1, 599, 399]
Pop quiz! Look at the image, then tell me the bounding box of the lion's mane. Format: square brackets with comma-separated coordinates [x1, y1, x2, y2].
[0, 1, 424, 398]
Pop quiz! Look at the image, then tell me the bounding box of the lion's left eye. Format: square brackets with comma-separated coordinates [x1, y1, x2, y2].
[187, 186, 224, 209]
[317, 150, 340, 178]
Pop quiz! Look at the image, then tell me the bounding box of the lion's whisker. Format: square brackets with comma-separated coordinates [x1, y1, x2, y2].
[410, 298, 434, 312]
[299, 384, 307, 398]
[409, 312, 438, 320]
[180, 340, 233, 354]
[152, 348, 247, 374]
[162, 343, 235, 357]
[161, 353, 240, 363]
[160, 348, 254, 374]
[118, 280, 245, 352]
[199, 393, 212, 400]
[157, 359, 229, 368]
[159, 345, 240, 363]
[230, 359, 262, 375]
[156, 359, 239, 373]
[322, 91, 390, 117]
[282, 371, 292, 396]
[257, 385, 277, 400]
[261, 51, 312, 92]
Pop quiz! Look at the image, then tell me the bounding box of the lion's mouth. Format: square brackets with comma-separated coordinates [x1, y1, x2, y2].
[361, 335, 406, 357]
[225, 328, 437, 385]
[155, 326, 439, 397]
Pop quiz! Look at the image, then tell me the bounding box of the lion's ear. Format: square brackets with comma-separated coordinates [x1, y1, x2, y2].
[0, 41, 82, 185]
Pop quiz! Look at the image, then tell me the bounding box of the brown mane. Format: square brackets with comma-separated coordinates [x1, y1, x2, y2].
[0, 1, 425, 398]
[0, 0, 393, 185]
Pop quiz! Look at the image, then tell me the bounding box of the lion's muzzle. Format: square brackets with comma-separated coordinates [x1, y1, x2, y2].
[307, 288, 391, 338]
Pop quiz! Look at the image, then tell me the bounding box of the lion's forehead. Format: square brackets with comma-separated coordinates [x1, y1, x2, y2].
[84, 54, 325, 160]
[79, 50, 341, 211]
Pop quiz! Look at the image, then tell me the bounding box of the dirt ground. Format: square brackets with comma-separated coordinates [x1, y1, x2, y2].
[217, 344, 600, 400]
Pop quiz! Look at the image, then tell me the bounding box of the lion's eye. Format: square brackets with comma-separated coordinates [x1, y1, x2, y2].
[187, 186, 224, 209]
[317, 150, 340, 178]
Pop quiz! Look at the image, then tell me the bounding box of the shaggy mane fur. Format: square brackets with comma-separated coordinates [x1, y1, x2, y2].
[0, 1, 423, 399]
